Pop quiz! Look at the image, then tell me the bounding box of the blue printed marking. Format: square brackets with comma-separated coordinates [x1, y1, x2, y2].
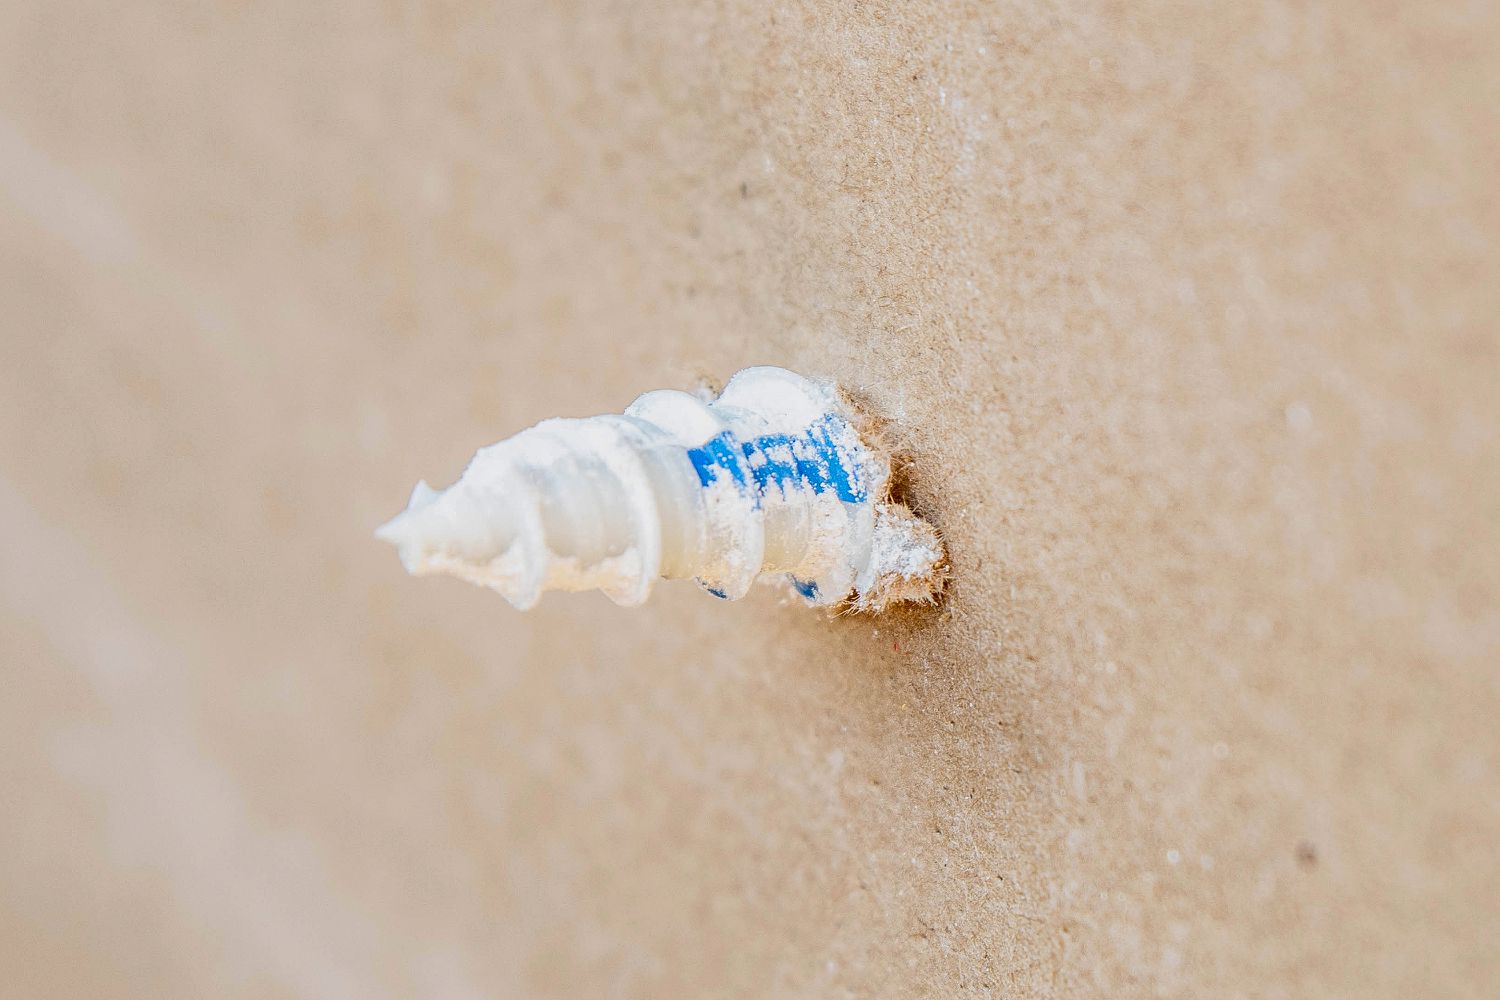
[685, 414, 866, 506]
[704, 585, 729, 600]
[687, 433, 749, 491]
[790, 578, 819, 600]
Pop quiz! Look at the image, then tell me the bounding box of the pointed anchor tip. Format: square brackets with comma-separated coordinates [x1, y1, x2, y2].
[375, 480, 442, 547]
[374, 503, 412, 543]
[374, 512, 427, 575]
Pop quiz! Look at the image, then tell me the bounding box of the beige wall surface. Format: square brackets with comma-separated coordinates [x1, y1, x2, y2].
[2, 1, 1497, 997]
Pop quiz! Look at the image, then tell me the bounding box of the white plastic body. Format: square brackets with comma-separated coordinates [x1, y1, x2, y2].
[376, 367, 944, 611]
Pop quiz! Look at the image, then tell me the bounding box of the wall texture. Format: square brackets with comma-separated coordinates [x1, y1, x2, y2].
[2, 1, 1496, 996]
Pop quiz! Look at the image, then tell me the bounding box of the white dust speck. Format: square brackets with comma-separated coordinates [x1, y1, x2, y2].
[1285, 401, 1313, 433]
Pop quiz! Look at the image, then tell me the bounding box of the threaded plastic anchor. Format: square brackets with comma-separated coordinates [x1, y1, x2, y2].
[375, 366, 946, 611]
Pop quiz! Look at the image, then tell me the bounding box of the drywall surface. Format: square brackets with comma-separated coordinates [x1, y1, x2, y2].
[1, 1, 1496, 996]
